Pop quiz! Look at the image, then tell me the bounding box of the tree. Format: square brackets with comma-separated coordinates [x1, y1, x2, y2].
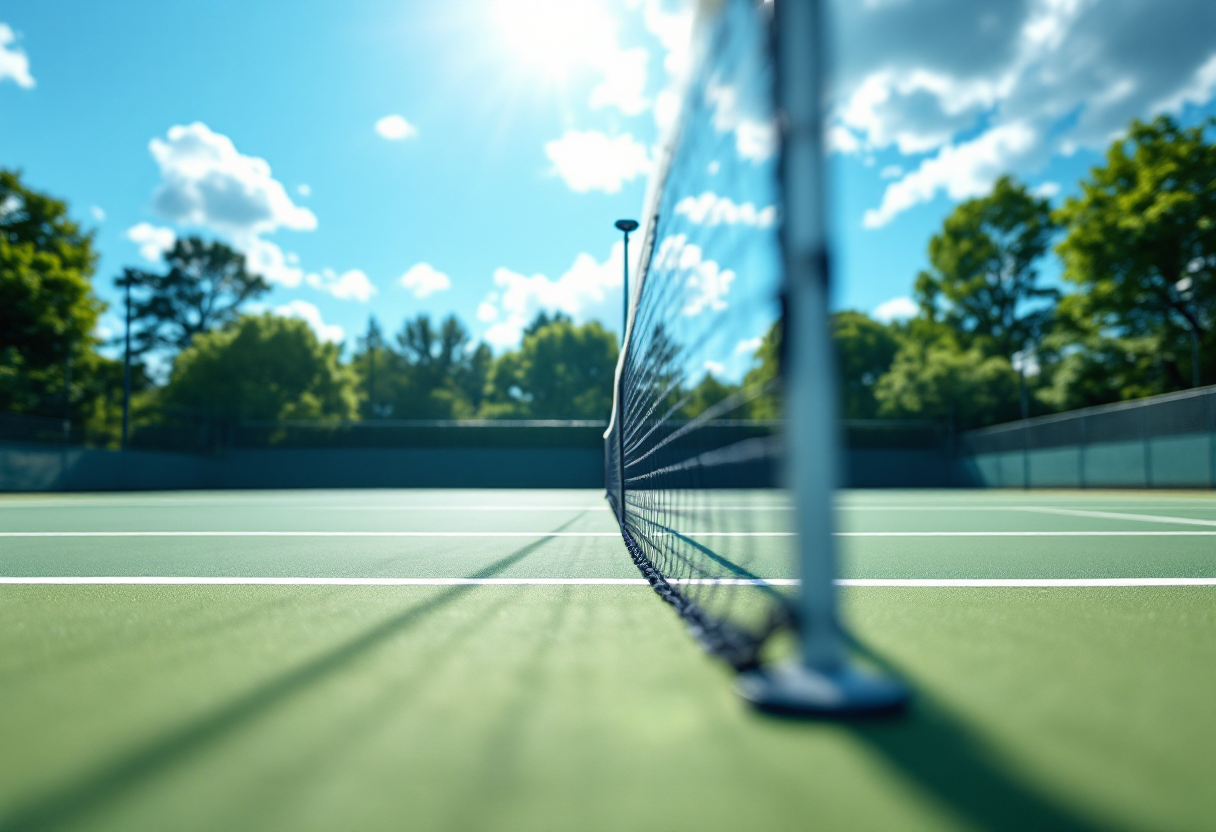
[682, 373, 738, 418]
[737, 320, 781, 419]
[832, 311, 901, 419]
[1055, 115, 1216, 390]
[1036, 334, 1166, 412]
[914, 176, 1058, 361]
[874, 339, 1021, 430]
[159, 314, 356, 421]
[358, 316, 385, 419]
[0, 168, 113, 422]
[120, 236, 269, 356]
[348, 313, 491, 419]
[481, 314, 618, 419]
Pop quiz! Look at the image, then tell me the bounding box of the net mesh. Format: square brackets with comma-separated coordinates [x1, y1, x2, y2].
[605, 0, 795, 671]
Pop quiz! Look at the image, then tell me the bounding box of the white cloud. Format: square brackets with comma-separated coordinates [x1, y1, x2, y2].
[590, 46, 650, 116]
[833, 0, 1216, 225]
[149, 122, 316, 238]
[477, 241, 635, 348]
[307, 268, 377, 303]
[399, 263, 451, 298]
[873, 296, 918, 323]
[652, 234, 735, 316]
[734, 336, 763, 356]
[142, 122, 317, 286]
[828, 126, 862, 155]
[703, 360, 726, 376]
[674, 192, 776, 227]
[0, 24, 34, 89]
[706, 81, 777, 162]
[544, 130, 651, 194]
[126, 223, 176, 262]
[375, 114, 418, 141]
[274, 300, 345, 343]
[476, 300, 499, 323]
[863, 121, 1038, 228]
[90, 206, 106, 222]
[1033, 181, 1061, 199]
[244, 236, 304, 287]
[297, 184, 311, 197]
[641, 0, 693, 80]
[879, 164, 903, 180]
[640, 0, 695, 131]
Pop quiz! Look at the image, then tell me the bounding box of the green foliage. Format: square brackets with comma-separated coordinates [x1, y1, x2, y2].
[914, 175, 1058, 360]
[740, 320, 781, 419]
[832, 311, 901, 419]
[875, 338, 1021, 430]
[1055, 115, 1216, 389]
[1036, 335, 1171, 412]
[481, 314, 618, 419]
[351, 314, 489, 419]
[0, 168, 120, 431]
[682, 373, 738, 418]
[160, 314, 356, 421]
[119, 236, 269, 356]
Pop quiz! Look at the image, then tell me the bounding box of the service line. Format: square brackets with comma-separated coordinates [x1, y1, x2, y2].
[1, 577, 1213, 587]
[5, 530, 1216, 538]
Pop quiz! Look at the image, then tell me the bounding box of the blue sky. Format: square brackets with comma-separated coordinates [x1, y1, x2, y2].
[2, 0, 1215, 358]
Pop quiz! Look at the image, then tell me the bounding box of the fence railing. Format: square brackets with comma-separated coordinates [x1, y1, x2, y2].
[0, 413, 84, 446]
[962, 385, 1216, 488]
[1, 410, 950, 457]
[963, 386, 1216, 453]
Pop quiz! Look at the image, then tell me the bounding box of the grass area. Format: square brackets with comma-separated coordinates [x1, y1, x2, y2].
[1, 489, 1214, 831]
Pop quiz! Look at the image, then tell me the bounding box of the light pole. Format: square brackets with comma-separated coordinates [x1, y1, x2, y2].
[121, 272, 133, 450]
[614, 219, 639, 339]
[612, 218, 638, 525]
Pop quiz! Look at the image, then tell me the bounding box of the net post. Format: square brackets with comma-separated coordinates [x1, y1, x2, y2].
[777, 0, 843, 674]
[615, 365, 626, 524]
[736, 0, 908, 716]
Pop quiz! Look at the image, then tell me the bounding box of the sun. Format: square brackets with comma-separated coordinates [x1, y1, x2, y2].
[490, 0, 618, 80]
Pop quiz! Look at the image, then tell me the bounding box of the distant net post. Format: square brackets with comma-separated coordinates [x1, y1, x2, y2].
[735, 0, 910, 716]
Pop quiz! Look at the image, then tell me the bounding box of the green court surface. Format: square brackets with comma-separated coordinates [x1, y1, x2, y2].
[1, 490, 1214, 831]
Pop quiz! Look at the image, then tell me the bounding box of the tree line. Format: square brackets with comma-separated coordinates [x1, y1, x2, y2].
[832, 114, 1215, 430]
[0, 164, 621, 440]
[1, 114, 1213, 443]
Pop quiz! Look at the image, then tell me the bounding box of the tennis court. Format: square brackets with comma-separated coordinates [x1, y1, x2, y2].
[1, 488, 1213, 831]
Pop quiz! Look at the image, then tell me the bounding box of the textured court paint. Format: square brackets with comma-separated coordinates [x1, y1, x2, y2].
[0, 586, 1212, 830]
[2, 489, 1216, 830]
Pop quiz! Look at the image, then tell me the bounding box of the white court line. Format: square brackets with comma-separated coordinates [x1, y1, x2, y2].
[1016, 507, 1216, 527]
[0, 504, 612, 512]
[835, 531, 1216, 537]
[4, 530, 1216, 538]
[1, 577, 1213, 587]
[0, 531, 783, 538]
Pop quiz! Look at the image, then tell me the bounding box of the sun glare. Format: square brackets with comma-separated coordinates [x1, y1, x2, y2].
[491, 0, 618, 80]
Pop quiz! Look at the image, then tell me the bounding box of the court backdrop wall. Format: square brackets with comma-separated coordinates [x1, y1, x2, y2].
[5, 388, 1216, 491]
[961, 386, 1216, 490]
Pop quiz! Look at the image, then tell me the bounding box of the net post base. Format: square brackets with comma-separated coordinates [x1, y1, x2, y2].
[735, 662, 910, 718]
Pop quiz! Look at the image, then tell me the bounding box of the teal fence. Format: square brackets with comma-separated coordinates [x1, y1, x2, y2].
[961, 386, 1216, 489]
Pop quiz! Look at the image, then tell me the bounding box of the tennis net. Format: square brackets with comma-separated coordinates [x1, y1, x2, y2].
[605, 0, 794, 671]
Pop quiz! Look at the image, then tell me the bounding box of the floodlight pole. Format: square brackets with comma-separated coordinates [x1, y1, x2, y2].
[121, 274, 132, 450]
[736, 0, 908, 716]
[615, 219, 639, 342]
[614, 219, 639, 523]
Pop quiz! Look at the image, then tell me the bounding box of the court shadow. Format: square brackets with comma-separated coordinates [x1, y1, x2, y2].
[0, 514, 585, 832]
[761, 642, 1125, 832]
